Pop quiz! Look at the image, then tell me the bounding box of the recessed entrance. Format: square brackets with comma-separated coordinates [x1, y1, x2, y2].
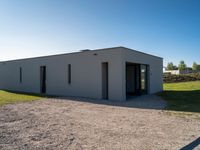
[40, 66, 46, 94]
[126, 62, 149, 99]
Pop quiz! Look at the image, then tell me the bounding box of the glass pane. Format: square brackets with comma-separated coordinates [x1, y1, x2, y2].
[141, 65, 147, 92]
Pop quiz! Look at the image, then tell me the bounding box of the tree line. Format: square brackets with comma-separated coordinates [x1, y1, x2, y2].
[166, 61, 200, 71]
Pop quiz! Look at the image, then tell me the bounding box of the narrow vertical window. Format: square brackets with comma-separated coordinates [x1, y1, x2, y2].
[68, 64, 71, 84]
[102, 62, 108, 99]
[20, 67, 22, 83]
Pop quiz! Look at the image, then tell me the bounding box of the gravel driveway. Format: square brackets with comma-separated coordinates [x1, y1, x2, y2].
[0, 95, 200, 150]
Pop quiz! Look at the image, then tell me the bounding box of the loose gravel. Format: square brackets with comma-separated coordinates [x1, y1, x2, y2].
[0, 95, 199, 150]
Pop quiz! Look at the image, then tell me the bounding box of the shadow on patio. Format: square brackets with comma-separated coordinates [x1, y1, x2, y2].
[58, 94, 167, 110]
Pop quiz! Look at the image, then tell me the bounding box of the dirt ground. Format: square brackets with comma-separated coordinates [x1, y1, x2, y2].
[0, 95, 200, 150]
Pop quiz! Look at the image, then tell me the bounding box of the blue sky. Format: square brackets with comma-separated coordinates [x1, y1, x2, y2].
[0, 0, 199, 66]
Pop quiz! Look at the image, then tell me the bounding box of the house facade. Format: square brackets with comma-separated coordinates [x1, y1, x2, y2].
[0, 47, 163, 101]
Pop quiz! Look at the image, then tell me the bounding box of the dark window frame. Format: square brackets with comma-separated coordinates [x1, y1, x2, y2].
[40, 66, 46, 94]
[68, 64, 71, 84]
[102, 62, 108, 99]
[19, 67, 22, 83]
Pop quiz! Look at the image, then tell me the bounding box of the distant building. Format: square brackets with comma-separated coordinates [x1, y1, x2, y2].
[164, 67, 200, 75]
[164, 70, 180, 75]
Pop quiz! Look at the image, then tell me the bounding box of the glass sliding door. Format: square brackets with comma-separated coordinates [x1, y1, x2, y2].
[126, 62, 149, 99]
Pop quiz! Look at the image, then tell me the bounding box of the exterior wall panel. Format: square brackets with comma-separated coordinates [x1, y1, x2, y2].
[122, 48, 163, 96]
[0, 47, 163, 101]
[0, 48, 124, 101]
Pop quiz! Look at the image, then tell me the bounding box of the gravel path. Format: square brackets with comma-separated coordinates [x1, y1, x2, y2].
[0, 95, 199, 150]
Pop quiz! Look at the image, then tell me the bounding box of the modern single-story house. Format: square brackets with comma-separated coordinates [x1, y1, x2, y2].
[0, 47, 163, 101]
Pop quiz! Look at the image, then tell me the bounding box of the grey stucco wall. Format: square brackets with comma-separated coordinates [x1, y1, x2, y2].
[0, 47, 163, 101]
[0, 48, 124, 101]
[122, 48, 163, 99]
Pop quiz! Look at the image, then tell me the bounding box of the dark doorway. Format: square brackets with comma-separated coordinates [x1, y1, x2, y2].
[126, 62, 148, 98]
[102, 62, 108, 99]
[40, 66, 46, 94]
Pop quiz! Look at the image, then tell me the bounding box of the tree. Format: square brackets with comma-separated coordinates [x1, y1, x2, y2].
[174, 65, 178, 70]
[167, 62, 174, 70]
[192, 62, 197, 70]
[166, 62, 177, 70]
[178, 60, 187, 71]
[197, 65, 200, 70]
[192, 62, 200, 70]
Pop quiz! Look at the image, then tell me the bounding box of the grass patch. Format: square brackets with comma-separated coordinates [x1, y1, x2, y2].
[0, 90, 43, 106]
[158, 81, 200, 113]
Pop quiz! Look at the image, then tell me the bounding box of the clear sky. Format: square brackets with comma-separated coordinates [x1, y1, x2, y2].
[0, 0, 199, 66]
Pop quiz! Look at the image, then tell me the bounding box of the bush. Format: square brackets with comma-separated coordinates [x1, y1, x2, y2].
[164, 72, 200, 83]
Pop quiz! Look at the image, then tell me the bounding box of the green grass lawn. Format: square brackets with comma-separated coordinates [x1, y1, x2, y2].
[158, 81, 200, 113]
[0, 90, 42, 106]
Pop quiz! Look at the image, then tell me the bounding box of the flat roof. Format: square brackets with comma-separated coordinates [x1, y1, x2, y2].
[0, 46, 162, 63]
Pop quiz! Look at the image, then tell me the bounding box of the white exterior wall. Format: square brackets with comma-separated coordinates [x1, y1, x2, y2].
[164, 70, 180, 75]
[0, 47, 163, 101]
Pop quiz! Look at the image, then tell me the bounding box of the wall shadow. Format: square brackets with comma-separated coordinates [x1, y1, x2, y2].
[158, 90, 200, 113]
[2, 89, 200, 113]
[55, 94, 167, 110]
[180, 137, 200, 150]
[2, 90, 166, 110]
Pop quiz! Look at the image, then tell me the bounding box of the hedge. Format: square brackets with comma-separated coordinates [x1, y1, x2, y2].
[163, 72, 200, 83]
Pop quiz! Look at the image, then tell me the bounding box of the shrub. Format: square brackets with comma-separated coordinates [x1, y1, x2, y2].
[163, 72, 200, 83]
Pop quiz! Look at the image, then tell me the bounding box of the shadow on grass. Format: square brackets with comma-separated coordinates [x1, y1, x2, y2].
[157, 90, 200, 113]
